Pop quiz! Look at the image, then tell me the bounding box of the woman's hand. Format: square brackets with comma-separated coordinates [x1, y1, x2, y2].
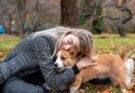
[76, 56, 98, 70]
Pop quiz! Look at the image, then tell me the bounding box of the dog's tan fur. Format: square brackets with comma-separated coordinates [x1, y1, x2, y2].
[57, 50, 134, 93]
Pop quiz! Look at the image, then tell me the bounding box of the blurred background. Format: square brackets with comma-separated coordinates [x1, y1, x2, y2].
[0, 0, 135, 92]
[0, 0, 135, 36]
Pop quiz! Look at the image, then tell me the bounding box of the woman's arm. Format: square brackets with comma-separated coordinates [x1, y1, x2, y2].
[31, 36, 79, 90]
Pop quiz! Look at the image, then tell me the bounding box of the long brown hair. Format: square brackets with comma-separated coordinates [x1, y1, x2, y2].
[51, 28, 93, 58]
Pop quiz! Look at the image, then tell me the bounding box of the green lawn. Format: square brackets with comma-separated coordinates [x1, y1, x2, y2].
[95, 35, 135, 49]
[0, 34, 20, 56]
[0, 34, 135, 93]
[94, 34, 135, 57]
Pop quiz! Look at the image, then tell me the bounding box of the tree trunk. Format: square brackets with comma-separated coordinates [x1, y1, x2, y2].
[117, 25, 126, 37]
[60, 0, 80, 27]
[16, 0, 26, 36]
[7, 15, 12, 34]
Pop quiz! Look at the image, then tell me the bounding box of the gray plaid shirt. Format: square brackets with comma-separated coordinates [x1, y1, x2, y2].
[0, 27, 76, 90]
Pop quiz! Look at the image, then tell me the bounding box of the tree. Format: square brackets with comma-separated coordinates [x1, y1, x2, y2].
[80, 0, 135, 37]
[80, 0, 105, 33]
[60, 0, 80, 27]
[0, 0, 16, 34]
[15, 0, 27, 36]
[15, 0, 46, 36]
[16, 0, 60, 36]
[0, 0, 60, 36]
[107, 0, 134, 37]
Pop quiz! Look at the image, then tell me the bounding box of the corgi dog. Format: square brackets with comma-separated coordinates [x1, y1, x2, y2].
[54, 50, 134, 93]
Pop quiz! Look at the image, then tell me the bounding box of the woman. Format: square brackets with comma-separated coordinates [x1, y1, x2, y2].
[0, 26, 97, 93]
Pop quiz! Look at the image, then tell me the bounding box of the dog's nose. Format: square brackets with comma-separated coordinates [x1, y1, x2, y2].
[54, 63, 58, 67]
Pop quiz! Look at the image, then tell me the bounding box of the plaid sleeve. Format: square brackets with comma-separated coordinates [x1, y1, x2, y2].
[31, 36, 76, 90]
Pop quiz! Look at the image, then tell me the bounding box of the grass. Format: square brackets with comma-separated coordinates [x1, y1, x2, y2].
[0, 34, 20, 56]
[94, 34, 135, 57]
[94, 34, 135, 48]
[0, 33, 135, 93]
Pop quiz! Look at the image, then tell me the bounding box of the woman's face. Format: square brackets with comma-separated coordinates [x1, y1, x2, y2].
[60, 34, 80, 52]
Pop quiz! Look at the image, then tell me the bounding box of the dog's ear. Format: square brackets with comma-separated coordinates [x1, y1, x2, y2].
[69, 45, 80, 56]
[69, 51, 76, 57]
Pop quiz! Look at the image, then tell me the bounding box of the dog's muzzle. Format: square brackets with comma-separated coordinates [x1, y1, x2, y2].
[54, 62, 64, 72]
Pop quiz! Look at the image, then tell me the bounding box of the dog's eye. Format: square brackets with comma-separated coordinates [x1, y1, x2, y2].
[61, 56, 66, 60]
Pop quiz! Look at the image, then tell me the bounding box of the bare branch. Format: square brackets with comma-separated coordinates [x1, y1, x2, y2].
[122, 7, 132, 24]
[104, 0, 134, 24]
[100, 16, 120, 21]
